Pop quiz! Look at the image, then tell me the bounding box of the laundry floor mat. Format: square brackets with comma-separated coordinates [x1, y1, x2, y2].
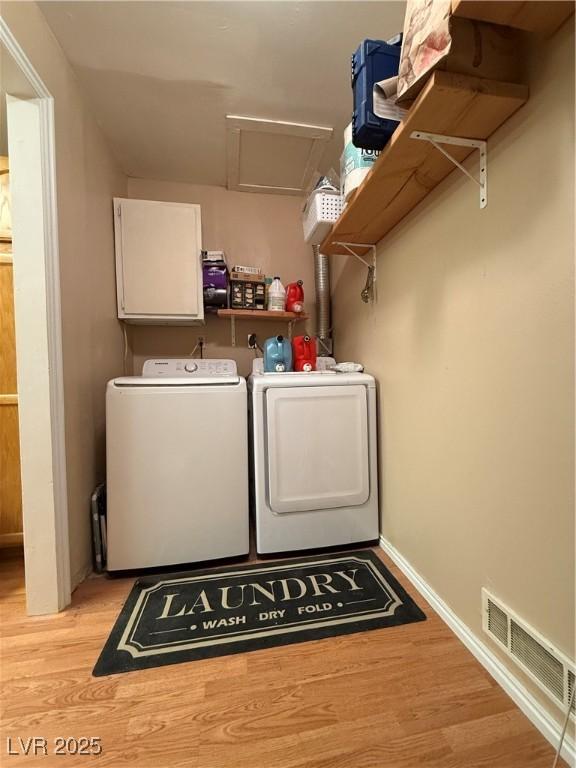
[93, 550, 426, 676]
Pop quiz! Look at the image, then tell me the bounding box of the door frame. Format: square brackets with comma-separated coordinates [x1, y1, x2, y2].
[1, 19, 71, 613]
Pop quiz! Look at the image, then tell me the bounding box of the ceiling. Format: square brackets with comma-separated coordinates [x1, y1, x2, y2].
[38, 1, 406, 190]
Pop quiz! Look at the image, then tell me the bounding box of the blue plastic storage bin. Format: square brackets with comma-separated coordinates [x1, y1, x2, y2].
[352, 36, 402, 151]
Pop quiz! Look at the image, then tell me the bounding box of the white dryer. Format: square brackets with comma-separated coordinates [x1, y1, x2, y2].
[106, 358, 249, 571]
[248, 358, 379, 554]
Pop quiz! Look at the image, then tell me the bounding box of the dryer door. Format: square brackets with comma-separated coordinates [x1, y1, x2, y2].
[266, 385, 370, 513]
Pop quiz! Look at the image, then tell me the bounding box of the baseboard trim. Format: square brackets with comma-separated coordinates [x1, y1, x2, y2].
[379, 535, 575, 765]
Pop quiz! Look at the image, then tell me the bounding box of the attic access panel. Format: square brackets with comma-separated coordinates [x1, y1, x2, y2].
[226, 115, 332, 195]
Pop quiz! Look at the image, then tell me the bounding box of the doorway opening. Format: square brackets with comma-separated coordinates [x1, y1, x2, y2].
[0, 20, 71, 614]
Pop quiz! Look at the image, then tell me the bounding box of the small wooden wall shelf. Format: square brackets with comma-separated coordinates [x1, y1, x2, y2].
[320, 72, 529, 257]
[451, 0, 574, 37]
[217, 309, 308, 321]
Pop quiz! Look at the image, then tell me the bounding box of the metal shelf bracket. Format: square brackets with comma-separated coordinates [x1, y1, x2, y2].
[332, 242, 377, 304]
[410, 131, 487, 209]
[226, 314, 301, 347]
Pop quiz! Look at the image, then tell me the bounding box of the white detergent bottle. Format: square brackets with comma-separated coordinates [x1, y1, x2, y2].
[268, 276, 286, 312]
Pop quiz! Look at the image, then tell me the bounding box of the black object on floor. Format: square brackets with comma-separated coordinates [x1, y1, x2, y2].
[93, 549, 426, 676]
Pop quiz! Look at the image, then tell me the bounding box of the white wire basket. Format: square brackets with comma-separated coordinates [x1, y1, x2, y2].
[302, 192, 344, 245]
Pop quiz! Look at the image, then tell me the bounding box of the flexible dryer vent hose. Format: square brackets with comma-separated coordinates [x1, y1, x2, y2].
[313, 244, 331, 352]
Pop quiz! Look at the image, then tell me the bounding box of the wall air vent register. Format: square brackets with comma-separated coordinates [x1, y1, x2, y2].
[482, 589, 574, 716]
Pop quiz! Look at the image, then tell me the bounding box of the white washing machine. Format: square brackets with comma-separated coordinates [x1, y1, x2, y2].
[106, 358, 249, 571]
[248, 358, 379, 554]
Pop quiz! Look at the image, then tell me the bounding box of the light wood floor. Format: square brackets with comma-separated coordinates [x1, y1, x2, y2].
[0, 546, 565, 768]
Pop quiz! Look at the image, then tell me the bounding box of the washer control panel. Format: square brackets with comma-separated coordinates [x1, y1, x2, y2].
[142, 358, 238, 378]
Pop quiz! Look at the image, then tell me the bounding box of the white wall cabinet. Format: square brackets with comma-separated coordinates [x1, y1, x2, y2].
[113, 198, 204, 324]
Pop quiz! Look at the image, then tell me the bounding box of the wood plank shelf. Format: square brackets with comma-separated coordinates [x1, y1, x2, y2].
[217, 309, 308, 320]
[451, 0, 574, 37]
[320, 72, 529, 257]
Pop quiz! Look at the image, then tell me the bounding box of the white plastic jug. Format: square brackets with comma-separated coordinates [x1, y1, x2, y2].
[268, 276, 286, 312]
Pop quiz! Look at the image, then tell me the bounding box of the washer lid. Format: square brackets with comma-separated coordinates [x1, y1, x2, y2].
[111, 375, 240, 386]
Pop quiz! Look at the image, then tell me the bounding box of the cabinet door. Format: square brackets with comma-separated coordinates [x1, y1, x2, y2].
[114, 198, 203, 320]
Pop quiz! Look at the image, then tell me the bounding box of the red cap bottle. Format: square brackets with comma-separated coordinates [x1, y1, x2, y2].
[285, 280, 304, 314]
[292, 335, 317, 372]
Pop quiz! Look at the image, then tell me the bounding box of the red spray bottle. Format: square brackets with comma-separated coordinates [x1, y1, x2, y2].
[292, 335, 317, 372]
[285, 280, 305, 313]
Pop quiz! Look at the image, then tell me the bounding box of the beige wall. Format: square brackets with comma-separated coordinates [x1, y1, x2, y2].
[1, 2, 127, 587]
[332, 21, 574, 725]
[126, 178, 314, 377]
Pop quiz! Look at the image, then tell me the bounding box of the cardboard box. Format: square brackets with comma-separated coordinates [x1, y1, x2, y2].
[231, 264, 262, 275]
[229, 270, 264, 283]
[397, 0, 524, 104]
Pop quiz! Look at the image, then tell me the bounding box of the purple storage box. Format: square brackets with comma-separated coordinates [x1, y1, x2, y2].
[203, 264, 228, 309]
[203, 264, 228, 290]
